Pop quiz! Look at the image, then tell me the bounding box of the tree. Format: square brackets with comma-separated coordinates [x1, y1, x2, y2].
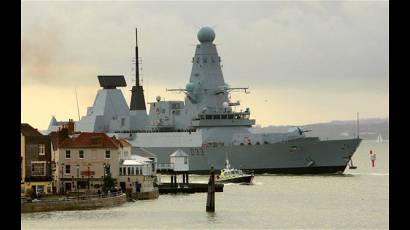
[102, 164, 115, 193]
[103, 175, 115, 193]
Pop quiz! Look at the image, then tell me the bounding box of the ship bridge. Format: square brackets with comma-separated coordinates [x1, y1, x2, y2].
[193, 110, 255, 127]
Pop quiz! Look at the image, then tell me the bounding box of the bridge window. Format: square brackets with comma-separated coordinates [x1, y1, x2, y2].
[221, 115, 227, 119]
[206, 115, 212, 120]
[228, 115, 234, 119]
[213, 115, 221, 119]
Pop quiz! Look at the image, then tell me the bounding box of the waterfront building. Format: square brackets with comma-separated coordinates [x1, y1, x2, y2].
[119, 155, 156, 193]
[21, 124, 53, 195]
[56, 132, 124, 194]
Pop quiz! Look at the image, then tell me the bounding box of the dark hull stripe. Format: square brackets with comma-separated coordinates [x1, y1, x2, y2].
[217, 175, 254, 184]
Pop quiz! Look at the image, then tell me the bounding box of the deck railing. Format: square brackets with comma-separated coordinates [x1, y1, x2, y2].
[157, 163, 174, 170]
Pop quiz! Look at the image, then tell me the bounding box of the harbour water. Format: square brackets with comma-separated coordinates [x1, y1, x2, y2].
[21, 140, 388, 229]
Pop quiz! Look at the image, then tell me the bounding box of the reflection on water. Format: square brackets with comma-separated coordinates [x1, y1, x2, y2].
[206, 212, 218, 224]
[22, 141, 388, 229]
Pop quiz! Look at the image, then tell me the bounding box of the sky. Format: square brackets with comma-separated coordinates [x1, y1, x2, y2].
[21, 1, 389, 129]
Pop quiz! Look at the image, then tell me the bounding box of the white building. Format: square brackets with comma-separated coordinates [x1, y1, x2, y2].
[170, 149, 189, 172]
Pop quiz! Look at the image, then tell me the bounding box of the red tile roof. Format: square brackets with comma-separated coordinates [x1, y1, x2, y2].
[59, 132, 120, 149]
[114, 138, 132, 148]
[21, 123, 43, 137]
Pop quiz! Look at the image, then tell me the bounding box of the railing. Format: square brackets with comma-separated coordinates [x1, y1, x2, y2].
[157, 163, 174, 170]
[21, 191, 124, 203]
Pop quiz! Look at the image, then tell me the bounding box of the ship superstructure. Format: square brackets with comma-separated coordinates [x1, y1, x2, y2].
[60, 26, 361, 174]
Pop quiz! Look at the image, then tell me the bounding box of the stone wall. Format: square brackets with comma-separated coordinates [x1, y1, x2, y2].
[21, 194, 126, 213]
[130, 188, 159, 200]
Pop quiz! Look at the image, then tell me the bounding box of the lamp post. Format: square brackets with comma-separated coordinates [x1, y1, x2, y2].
[61, 163, 65, 194]
[87, 163, 91, 192]
[103, 163, 106, 194]
[76, 164, 79, 200]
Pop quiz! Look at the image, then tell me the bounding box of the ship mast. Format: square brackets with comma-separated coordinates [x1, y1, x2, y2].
[130, 28, 147, 111]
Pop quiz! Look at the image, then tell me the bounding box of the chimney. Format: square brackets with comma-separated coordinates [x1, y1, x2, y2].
[66, 119, 75, 135]
[57, 127, 69, 147]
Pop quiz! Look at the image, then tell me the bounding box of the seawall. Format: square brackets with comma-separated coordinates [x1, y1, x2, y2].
[21, 194, 127, 213]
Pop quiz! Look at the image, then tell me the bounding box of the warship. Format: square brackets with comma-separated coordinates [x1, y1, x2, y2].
[53, 26, 362, 174]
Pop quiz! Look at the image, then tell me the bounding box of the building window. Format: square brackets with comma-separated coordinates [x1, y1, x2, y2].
[31, 162, 46, 176]
[123, 167, 126, 176]
[127, 167, 130, 175]
[65, 165, 71, 174]
[105, 150, 111, 159]
[131, 167, 135, 175]
[121, 118, 125, 127]
[78, 181, 87, 189]
[65, 150, 71, 159]
[119, 167, 122, 176]
[184, 157, 188, 164]
[36, 185, 44, 194]
[79, 150, 84, 159]
[38, 144, 45, 155]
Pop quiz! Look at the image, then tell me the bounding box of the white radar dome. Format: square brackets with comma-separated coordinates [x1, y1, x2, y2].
[197, 26, 215, 43]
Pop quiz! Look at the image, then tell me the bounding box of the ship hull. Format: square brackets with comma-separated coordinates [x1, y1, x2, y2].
[140, 138, 361, 175]
[216, 175, 254, 184]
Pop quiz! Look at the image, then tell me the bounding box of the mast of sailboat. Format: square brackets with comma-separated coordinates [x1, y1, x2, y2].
[75, 87, 81, 121]
[356, 112, 360, 139]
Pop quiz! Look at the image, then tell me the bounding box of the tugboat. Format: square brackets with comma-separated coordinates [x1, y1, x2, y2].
[216, 159, 254, 184]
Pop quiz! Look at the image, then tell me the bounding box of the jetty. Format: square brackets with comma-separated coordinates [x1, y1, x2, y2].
[157, 149, 224, 194]
[158, 182, 223, 194]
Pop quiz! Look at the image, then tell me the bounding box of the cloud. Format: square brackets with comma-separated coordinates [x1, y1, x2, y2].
[21, 1, 389, 128]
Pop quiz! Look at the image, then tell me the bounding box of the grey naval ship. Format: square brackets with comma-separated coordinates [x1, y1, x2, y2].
[50, 27, 361, 174]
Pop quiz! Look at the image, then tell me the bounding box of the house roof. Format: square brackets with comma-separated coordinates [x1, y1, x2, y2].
[131, 155, 152, 162]
[59, 132, 120, 149]
[121, 159, 145, 166]
[114, 138, 132, 148]
[170, 149, 188, 157]
[21, 123, 43, 137]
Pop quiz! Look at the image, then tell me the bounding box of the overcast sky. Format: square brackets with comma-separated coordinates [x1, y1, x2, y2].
[21, 1, 389, 129]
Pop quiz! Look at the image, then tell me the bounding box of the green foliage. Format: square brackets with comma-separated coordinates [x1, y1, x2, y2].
[25, 188, 35, 199]
[102, 175, 115, 192]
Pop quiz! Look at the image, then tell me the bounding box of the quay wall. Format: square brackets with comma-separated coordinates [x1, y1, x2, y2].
[130, 188, 159, 200]
[21, 194, 127, 213]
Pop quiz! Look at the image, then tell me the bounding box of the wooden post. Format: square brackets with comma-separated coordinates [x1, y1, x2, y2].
[206, 166, 215, 212]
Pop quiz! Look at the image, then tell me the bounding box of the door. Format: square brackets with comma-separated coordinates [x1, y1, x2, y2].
[65, 182, 72, 192]
[120, 182, 126, 193]
[135, 182, 141, 193]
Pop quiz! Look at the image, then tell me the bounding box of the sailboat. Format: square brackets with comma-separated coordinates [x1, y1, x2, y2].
[377, 134, 383, 143]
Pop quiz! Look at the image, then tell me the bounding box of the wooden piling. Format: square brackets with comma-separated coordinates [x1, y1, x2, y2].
[206, 166, 215, 212]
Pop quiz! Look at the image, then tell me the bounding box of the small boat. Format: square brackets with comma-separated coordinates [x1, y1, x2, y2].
[216, 160, 254, 184]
